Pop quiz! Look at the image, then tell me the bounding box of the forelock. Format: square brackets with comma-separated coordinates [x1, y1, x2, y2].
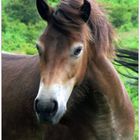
[51, 0, 85, 34]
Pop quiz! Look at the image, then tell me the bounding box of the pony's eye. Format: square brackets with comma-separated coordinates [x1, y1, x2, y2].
[73, 47, 82, 56]
[70, 43, 83, 58]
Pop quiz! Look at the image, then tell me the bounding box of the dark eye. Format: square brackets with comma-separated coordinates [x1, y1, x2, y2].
[73, 47, 82, 56]
[36, 44, 42, 56]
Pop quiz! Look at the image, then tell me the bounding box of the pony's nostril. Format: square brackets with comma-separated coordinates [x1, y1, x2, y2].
[51, 100, 58, 114]
[45, 100, 58, 115]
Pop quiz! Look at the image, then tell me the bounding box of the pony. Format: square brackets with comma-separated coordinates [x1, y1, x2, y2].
[2, 0, 135, 140]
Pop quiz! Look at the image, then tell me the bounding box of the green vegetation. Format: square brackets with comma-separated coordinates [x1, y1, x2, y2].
[2, 0, 138, 139]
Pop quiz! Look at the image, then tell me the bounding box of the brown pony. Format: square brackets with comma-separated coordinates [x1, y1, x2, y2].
[2, 0, 135, 140]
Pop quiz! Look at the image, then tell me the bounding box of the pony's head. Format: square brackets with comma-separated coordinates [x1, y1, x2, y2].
[34, 0, 91, 124]
[34, 0, 115, 124]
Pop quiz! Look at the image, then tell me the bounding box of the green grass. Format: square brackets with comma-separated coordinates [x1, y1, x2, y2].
[117, 28, 138, 49]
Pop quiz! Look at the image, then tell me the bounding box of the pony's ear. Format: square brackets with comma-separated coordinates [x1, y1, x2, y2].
[36, 0, 53, 22]
[80, 0, 91, 22]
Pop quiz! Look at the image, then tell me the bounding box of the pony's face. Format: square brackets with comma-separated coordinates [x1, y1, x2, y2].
[34, 0, 91, 124]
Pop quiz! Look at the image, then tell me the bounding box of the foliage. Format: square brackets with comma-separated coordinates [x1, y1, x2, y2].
[3, 0, 60, 24]
[2, 0, 138, 139]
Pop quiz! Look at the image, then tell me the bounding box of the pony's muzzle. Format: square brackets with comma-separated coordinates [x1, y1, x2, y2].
[34, 82, 75, 124]
[34, 98, 58, 123]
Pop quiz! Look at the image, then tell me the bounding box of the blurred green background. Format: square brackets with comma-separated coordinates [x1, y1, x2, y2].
[2, 0, 138, 139]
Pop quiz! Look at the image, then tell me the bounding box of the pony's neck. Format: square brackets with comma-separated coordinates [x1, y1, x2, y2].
[61, 80, 114, 140]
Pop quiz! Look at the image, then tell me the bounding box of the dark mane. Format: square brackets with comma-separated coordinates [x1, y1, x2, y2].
[52, 0, 115, 58]
[88, 0, 115, 58]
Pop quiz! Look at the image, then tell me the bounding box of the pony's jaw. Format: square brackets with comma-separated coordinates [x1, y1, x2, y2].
[34, 80, 75, 124]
